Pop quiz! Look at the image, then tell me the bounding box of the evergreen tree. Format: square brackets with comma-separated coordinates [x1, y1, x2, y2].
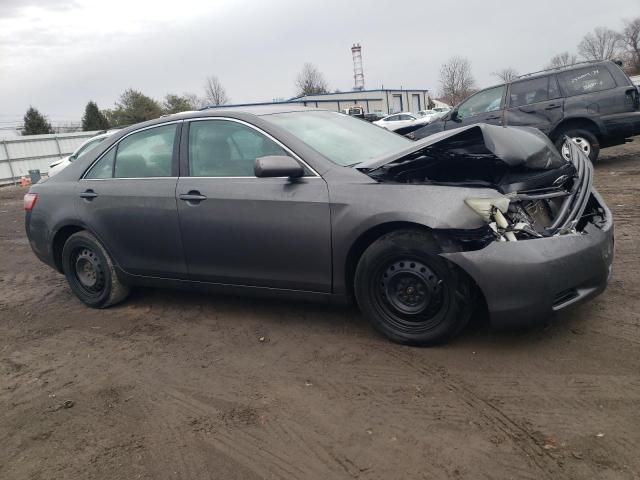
[82, 101, 110, 131]
[22, 106, 54, 135]
[162, 94, 194, 115]
[103, 89, 163, 127]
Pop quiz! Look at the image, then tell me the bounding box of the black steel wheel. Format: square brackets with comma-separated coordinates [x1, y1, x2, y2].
[73, 247, 106, 297]
[61, 231, 130, 308]
[354, 230, 473, 346]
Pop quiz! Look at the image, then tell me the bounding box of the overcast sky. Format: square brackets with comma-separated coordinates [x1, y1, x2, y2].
[1, 0, 638, 128]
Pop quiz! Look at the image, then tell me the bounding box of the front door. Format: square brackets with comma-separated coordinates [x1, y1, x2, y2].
[176, 119, 332, 292]
[446, 85, 506, 130]
[504, 75, 564, 135]
[77, 123, 187, 278]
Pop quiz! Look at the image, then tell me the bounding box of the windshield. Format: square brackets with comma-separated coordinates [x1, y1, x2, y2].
[265, 111, 411, 166]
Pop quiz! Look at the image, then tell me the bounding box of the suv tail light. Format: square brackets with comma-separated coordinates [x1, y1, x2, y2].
[24, 193, 38, 211]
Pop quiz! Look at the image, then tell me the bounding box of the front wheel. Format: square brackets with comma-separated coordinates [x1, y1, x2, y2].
[354, 230, 473, 346]
[61, 231, 130, 308]
[555, 128, 599, 162]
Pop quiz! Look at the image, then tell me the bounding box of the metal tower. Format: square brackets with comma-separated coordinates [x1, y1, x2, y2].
[351, 43, 365, 90]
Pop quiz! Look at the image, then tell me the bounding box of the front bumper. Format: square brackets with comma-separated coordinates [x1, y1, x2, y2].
[442, 193, 614, 328]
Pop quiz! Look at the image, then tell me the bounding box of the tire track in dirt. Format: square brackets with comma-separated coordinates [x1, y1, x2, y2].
[368, 346, 572, 480]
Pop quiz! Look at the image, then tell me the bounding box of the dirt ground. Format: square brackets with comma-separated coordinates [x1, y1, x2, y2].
[1, 143, 639, 480]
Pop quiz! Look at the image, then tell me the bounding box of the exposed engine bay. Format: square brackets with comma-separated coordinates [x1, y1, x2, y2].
[357, 124, 607, 242]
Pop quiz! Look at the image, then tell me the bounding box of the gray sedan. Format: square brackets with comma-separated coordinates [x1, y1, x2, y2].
[24, 106, 613, 345]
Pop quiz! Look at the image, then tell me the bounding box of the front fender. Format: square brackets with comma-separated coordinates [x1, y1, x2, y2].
[328, 182, 503, 294]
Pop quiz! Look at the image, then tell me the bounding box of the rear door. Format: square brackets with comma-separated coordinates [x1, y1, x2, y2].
[176, 118, 332, 292]
[446, 85, 506, 129]
[504, 75, 564, 134]
[77, 122, 187, 278]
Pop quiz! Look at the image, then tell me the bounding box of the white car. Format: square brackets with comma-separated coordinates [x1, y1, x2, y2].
[373, 113, 418, 131]
[48, 130, 119, 177]
[415, 109, 438, 124]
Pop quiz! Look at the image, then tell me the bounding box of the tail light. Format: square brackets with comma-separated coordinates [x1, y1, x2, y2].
[24, 193, 38, 211]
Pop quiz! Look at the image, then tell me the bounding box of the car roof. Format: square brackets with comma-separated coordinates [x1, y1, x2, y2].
[384, 112, 413, 117]
[196, 104, 320, 116]
[514, 59, 614, 82]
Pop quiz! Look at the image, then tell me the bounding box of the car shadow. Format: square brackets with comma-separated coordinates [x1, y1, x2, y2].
[116, 286, 580, 351]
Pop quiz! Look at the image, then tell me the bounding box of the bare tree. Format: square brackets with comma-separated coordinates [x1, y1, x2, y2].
[295, 63, 329, 96]
[438, 56, 476, 106]
[578, 27, 622, 61]
[621, 17, 640, 73]
[492, 67, 519, 83]
[546, 51, 579, 69]
[184, 92, 207, 109]
[204, 76, 229, 106]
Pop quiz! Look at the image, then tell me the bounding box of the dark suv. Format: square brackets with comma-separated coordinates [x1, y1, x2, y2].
[412, 60, 640, 161]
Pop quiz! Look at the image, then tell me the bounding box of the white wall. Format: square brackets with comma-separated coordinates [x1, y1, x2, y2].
[0, 131, 100, 184]
[297, 89, 429, 114]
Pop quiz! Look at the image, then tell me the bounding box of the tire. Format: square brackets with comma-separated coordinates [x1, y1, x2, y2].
[555, 128, 600, 163]
[61, 231, 130, 308]
[354, 230, 473, 346]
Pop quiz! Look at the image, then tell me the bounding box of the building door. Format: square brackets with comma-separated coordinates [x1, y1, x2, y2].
[411, 94, 421, 112]
[391, 94, 403, 113]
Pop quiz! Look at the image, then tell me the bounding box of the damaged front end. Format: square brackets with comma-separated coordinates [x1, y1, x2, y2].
[357, 124, 606, 242]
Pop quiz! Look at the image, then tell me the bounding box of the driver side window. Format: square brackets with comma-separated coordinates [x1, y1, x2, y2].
[457, 85, 505, 119]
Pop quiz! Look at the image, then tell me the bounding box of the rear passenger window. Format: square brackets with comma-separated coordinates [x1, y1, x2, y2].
[85, 148, 115, 179]
[548, 76, 561, 99]
[84, 125, 177, 179]
[557, 67, 616, 96]
[509, 77, 550, 107]
[114, 125, 176, 178]
[188, 120, 289, 177]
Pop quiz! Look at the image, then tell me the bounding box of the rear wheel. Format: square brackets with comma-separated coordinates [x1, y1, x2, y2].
[354, 230, 473, 346]
[61, 231, 130, 308]
[555, 128, 599, 162]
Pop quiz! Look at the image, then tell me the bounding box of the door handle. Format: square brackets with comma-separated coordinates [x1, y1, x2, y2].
[179, 191, 207, 203]
[485, 115, 502, 120]
[545, 104, 561, 110]
[79, 189, 98, 200]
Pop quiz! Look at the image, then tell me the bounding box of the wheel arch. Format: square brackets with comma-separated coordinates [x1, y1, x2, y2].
[550, 117, 603, 142]
[51, 224, 87, 273]
[343, 221, 483, 302]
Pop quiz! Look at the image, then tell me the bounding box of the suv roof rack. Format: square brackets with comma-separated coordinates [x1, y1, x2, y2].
[517, 60, 605, 80]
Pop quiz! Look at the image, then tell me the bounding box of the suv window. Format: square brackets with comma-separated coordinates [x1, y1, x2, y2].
[557, 66, 616, 96]
[188, 120, 289, 177]
[85, 124, 176, 179]
[548, 76, 561, 99]
[458, 85, 505, 119]
[509, 77, 550, 107]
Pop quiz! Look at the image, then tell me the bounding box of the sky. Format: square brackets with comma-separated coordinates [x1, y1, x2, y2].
[1, 0, 639, 130]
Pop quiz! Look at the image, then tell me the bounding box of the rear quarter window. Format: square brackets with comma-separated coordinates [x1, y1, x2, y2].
[558, 66, 616, 97]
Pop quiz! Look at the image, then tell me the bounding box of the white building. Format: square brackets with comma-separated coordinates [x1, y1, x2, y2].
[290, 88, 431, 114]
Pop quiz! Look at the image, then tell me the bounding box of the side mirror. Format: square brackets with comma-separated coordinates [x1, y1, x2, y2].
[254, 155, 304, 178]
[449, 109, 460, 122]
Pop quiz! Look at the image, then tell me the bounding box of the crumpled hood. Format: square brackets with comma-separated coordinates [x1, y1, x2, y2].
[357, 123, 567, 172]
